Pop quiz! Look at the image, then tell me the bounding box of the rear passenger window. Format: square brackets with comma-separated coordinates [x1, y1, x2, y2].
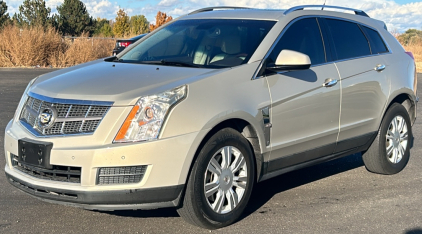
[325, 19, 371, 60]
[269, 18, 325, 65]
[361, 26, 389, 54]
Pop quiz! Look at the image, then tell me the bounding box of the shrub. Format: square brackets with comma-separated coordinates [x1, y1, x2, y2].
[397, 34, 422, 73]
[0, 25, 114, 67]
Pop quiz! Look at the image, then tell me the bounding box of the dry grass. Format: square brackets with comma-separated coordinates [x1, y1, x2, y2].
[400, 39, 422, 73]
[0, 25, 420, 71]
[0, 25, 115, 68]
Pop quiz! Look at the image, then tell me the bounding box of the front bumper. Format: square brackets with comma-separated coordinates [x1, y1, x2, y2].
[4, 119, 203, 210]
[6, 172, 183, 210]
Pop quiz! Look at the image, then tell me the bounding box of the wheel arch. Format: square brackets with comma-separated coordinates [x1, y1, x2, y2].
[177, 115, 267, 200]
[383, 92, 417, 127]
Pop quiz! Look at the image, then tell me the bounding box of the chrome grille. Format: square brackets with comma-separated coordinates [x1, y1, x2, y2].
[19, 94, 112, 137]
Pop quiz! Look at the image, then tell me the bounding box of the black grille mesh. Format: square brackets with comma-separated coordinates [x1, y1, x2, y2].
[97, 166, 147, 185]
[11, 154, 81, 183]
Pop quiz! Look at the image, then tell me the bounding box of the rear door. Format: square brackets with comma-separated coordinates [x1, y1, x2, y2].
[321, 18, 390, 153]
[266, 17, 341, 171]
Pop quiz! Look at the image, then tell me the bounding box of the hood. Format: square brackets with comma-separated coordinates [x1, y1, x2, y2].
[30, 61, 219, 106]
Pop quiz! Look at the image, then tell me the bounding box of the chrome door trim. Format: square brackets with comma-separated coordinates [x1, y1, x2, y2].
[322, 78, 338, 87]
[375, 64, 386, 72]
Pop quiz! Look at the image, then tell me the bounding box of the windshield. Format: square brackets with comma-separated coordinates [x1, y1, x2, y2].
[118, 19, 276, 68]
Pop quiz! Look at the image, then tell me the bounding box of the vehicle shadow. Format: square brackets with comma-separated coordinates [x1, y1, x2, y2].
[101, 153, 364, 219]
[102, 207, 179, 218]
[241, 152, 364, 218]
[404, 228, 422, 234]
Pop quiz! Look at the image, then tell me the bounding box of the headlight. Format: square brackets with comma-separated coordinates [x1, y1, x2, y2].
[13, 77, 38, 121]
[114, 85, 187, 143]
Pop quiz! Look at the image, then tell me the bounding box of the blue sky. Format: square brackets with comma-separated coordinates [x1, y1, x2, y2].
[4, 0, 422, 32]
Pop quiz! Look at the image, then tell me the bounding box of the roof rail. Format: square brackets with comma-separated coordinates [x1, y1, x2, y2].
[284, 5, 369, 17]
[188, 6, 251, 15]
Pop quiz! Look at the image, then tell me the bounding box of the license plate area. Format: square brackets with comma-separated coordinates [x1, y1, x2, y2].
[18, 138, 53, 169]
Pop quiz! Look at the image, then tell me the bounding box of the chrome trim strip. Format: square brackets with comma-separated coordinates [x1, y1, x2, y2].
[97, 173, 144, 177]
[65, 105, 72, 118]
[54, 116, 103, 122]
[252, 15, 392, 80]
[261, 107, 271, 146]
[19, 121, 96, 138]
[28, 92, 114, 106]
[284, 5, 369, 17]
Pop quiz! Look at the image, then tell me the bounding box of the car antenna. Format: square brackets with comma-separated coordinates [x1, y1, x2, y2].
[322, 0, 326, 10]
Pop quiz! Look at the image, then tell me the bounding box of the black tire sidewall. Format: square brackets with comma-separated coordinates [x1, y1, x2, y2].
[190, 128, 255, 226]
[378, 103, 412, 173]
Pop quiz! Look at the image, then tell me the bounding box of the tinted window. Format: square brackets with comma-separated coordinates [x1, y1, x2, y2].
[268, 18, 325, 65]
[361, 26, 389, 54]
[325, 19, 371, 60]
[119, 19, 275, 69]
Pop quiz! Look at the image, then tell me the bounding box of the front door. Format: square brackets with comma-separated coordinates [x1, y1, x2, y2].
[265, 17, 341, 172]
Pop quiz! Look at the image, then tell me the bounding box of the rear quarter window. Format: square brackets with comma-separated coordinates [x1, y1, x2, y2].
[361, 26, 389, 54]
[325, 19, 371, 60]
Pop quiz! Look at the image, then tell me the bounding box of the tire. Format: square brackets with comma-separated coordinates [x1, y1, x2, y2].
[177, 128, 255, 229]
[362, 103, 412, 175]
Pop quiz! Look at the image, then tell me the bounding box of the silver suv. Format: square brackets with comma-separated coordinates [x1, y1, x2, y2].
[4, 5, 418, 229]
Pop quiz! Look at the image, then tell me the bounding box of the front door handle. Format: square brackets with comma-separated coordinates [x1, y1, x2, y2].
[323, 78, 338, 88]
[375, 64, 386, 72]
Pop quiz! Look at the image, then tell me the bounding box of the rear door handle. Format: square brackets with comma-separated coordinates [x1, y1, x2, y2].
[375, 64, 386, 72]
[323, 78, 338, 88]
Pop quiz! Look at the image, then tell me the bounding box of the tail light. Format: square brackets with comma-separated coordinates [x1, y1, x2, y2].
[118, 42, 132, 47]
[405, 51, 414, 60]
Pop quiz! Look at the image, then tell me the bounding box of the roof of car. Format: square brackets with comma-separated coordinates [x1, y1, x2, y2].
[180, 6, 376, 24]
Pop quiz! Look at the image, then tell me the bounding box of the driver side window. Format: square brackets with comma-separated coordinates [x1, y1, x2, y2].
[269, 18, 326, 65]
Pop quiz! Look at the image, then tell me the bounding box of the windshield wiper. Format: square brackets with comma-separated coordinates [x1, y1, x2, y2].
[138, 60, 200, 68]
[104, 56, 124, 62]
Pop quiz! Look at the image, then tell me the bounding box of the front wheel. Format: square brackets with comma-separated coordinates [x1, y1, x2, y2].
[177, 128, 255, 229]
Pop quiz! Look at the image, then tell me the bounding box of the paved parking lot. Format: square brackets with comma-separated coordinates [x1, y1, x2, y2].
[0, 68, 421, 233]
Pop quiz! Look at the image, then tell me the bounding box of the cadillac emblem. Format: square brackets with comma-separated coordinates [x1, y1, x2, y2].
[37, 107, 57, 129]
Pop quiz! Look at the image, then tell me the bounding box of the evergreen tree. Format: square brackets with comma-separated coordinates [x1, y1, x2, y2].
[100, 23, 113, 37]
[93, 18, 113, 37]
[57, 0, 94, 36]
[50, 13, 60, 30]
[113, 9, 129, 37]
[0, 0, 9, 27]
[16, 0, 51, 28]
[129, 15, 149, 35]
[11, 13, 19, 26]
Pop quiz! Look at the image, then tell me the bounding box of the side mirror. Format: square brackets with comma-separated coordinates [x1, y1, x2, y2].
[266, 50, 311, 72]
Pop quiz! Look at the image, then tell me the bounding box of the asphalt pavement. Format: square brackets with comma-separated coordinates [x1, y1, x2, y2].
[0, 68, 422, 233]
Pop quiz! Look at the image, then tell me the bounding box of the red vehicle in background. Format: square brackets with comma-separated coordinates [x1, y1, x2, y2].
[112, 34, 147, 56]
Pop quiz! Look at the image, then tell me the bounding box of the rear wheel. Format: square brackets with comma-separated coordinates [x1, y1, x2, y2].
[177, 128, 255, 229]
[362, 103, 412, 174]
